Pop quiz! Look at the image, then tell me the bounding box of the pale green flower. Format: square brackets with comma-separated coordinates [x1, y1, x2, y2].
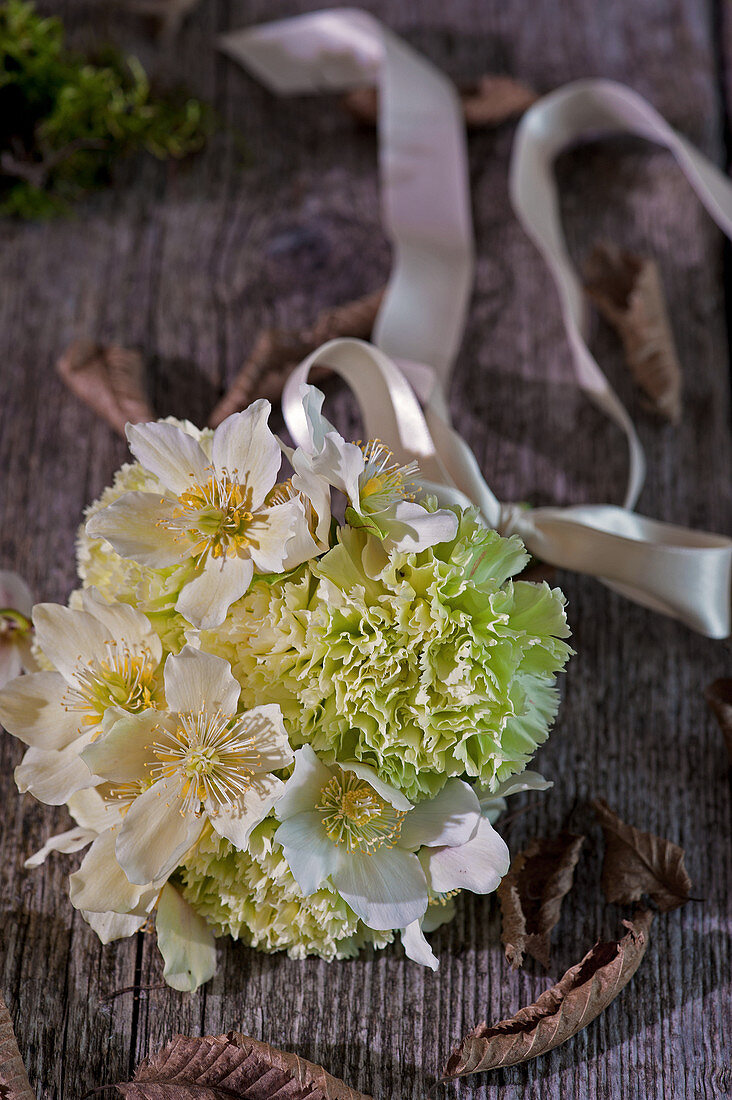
[178, 818, 394, 961]
[206, 507, 572, 801]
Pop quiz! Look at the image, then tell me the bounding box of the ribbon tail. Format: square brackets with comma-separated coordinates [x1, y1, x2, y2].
[514, 505, 732, 638]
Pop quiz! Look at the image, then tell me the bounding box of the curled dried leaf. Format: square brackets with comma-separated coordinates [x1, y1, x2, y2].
[343, 75, 537, 130]
[57, 340, 155, 436]
[584, 243, 682, 423]
[208, 287, 384, 427]
[704, 678, 732, 764]
[592, 798, 691, 912]
[498, 831, 585, 969]
[444, 911, 653, 1078]
[114, 1032, 372, 1099]
[0, 993, 35, 1100]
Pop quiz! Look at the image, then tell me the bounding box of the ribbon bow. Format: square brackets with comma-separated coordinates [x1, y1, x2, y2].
[220, 9, 732, 637]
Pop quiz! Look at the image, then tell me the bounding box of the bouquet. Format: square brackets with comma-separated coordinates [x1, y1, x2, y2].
[0, 383, 571, 990]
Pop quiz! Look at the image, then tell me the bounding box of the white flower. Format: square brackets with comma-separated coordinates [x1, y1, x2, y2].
[0, 588, 163, 806]
[290, 385, 458, 553]
[29, 787, 216, 991]
[274, 745, 509, 933]
[85, 405, 313, 629]
[81, 646, 293, 886]
[399, 811, 512, 970]
[0, 571, 35, 687]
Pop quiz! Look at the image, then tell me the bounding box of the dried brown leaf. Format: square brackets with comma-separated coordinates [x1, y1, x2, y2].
[592, 798, 691, 912]
[0, 993, 34, 1100]
[498, 831, 585, 969]
[113, 1032, 372, 1099]
[343, 75, 537, 130]
[444, 911, 653, 1078]
[704, 678, 732, 764]
[113, 0, 202, 39]
[584, 243, 682, 423]
[57, 340, 155, 436]
[208, 287, 384, 427]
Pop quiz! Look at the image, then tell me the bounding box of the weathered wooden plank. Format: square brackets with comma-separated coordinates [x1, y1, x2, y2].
[0, 0, 730, 1098]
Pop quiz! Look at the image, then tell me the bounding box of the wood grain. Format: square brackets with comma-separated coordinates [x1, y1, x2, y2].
[0, 1, 730, 1098]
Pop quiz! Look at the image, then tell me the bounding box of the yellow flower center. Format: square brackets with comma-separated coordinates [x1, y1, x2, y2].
[160, 468, 256, 565]
[316, 769, 406, 853]
[148, 709, 266, 814]
[358, 440, 419, 513]
[64, 642, 158, 727]
[0, 608, 31, 642]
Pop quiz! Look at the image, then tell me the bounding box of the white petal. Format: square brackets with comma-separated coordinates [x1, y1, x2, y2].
[79, 588, 162, 665]
[81, 709, 157, 783]
[422, 897, 457, 933]
[299, 384, 337, 452]
[274, 745, 332, 820]
[33, 604, 115, 686]
[0, 570, 33, 615]
[400, 779, 480, 850]
[211, 401, 280, 510]
[25, 826, 95, 868]
[15, 736, 100, 805]
[163, 646, 240, 715]
[209, 773, 284, 850]
[0, 645, 22, 689]
[155, 883, 217, 992]
[127, 420, 210, 495]
[69, 829, 161, 914]
[116, 778, 203, 885]
[340, 761, 412, 812]
[242, 703, 293, 773]
[82, 909, 147, 944]
[401, 920, 439, 971]
[332, 847, 429, 930]
[0, 670, 77, 749]
[248, 499, 304, 574]
[380, 501, 458, 553]
[175, 554, 253, 630]
[310, 432, 364, 503]
[67, 787, 124, 832]
[274, 811, 335, 895]
[86, 491, 186, 568]
[421, 818, 510, 896]
[289, 462, 332, 551]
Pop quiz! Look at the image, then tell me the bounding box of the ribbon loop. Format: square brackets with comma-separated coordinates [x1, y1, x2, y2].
[222, 10, 732, 638]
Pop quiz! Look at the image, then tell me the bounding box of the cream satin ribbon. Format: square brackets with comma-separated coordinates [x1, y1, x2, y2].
[220, 10, 732, 638]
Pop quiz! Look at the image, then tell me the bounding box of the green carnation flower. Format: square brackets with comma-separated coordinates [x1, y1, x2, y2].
[206, 508, 572, 801]
[178, 819, 393, 960]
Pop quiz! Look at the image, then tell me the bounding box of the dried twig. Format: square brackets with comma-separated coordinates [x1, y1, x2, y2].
[584, 243, 683, 423]
[208, 287, 384, 426]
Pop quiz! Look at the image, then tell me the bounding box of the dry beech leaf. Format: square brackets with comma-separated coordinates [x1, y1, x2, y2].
[114, 1032, 373, 1099]
[114, 0, 202, 38]
[584, 243, 682, 423]
[704, 678, 732, 764]
[444, 910, 653, 1078]
[208, 287, 384, 427]
[592, 798, 691, 912]
[0, 993, 34, 1100]
[57, 340, 155, 436]
[498, 831, 585, 969]
[343, 75, 537, 130]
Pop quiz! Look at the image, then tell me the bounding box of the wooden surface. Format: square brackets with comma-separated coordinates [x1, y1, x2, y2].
[1, 1, 731, 1097]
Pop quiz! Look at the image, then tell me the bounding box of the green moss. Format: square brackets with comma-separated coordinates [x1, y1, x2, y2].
[0, 0, 213, 218]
